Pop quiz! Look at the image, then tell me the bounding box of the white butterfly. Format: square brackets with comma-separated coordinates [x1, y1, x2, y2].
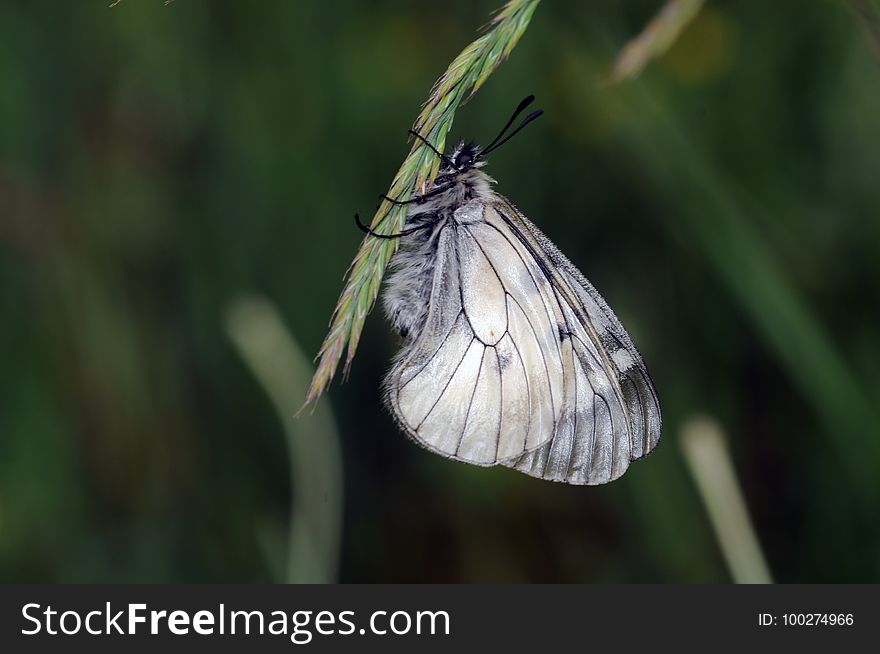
[359, 97, 661, 485]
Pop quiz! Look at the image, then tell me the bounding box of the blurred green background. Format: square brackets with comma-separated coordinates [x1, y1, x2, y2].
[1, 0, 879, 583]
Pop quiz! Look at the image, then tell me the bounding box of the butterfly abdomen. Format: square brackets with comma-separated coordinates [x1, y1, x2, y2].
[382, 215, 444, 340]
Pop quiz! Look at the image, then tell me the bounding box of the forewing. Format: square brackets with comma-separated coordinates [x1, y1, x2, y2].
[487, 197, 662, 484]
[385, 201, 565, 465]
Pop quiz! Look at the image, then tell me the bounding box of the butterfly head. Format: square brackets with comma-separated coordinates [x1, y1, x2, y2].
[446, 140, 483, 173]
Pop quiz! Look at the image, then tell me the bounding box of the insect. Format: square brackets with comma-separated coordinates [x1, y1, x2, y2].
[356, 96, 662, 484]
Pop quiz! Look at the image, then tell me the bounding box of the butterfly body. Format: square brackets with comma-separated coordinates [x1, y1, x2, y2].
[380, 139, 662, 485]
[382, 142, 494, 340]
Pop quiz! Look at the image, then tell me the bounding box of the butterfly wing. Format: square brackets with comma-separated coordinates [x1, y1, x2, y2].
[490, 196, 662, 484]
[385, 196, 661, 484]
[385, 200, 564, 465]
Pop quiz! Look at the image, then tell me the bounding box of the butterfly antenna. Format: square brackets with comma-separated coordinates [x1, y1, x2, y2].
[479, 109, 543, 157]
[478, 95, 535, 156]
[408, 130, 456, 168]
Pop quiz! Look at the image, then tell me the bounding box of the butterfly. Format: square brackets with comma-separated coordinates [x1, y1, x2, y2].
[356, 96, 662, 484]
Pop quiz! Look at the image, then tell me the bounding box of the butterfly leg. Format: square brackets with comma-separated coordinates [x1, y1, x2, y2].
[379, 182, 454, 207]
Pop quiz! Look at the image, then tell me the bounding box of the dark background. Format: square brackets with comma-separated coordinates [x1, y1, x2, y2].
[1, 0, 879, 583]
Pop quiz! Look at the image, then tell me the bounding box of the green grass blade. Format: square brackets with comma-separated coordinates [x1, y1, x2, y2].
[609, 0, 705, 82]
[303, 0, 542, 409]
[226, 296, 344, 583]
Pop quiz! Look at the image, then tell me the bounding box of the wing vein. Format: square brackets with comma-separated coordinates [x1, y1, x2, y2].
[481, 221, 564, 365]
[463, 225, 512, 336]
[455, 345, 487, 456]
[564, 332, 579, 482]
[507, 294, 558, 428]
[416, 336, 476, 430]
[572, 334, 616, 481]
[506, 322, 533, 453]
[400, 310, 464, 390]
[493, 347, 503, 460]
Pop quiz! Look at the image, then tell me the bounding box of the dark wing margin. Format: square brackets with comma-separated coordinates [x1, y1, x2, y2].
[489, 196, 662, 484]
